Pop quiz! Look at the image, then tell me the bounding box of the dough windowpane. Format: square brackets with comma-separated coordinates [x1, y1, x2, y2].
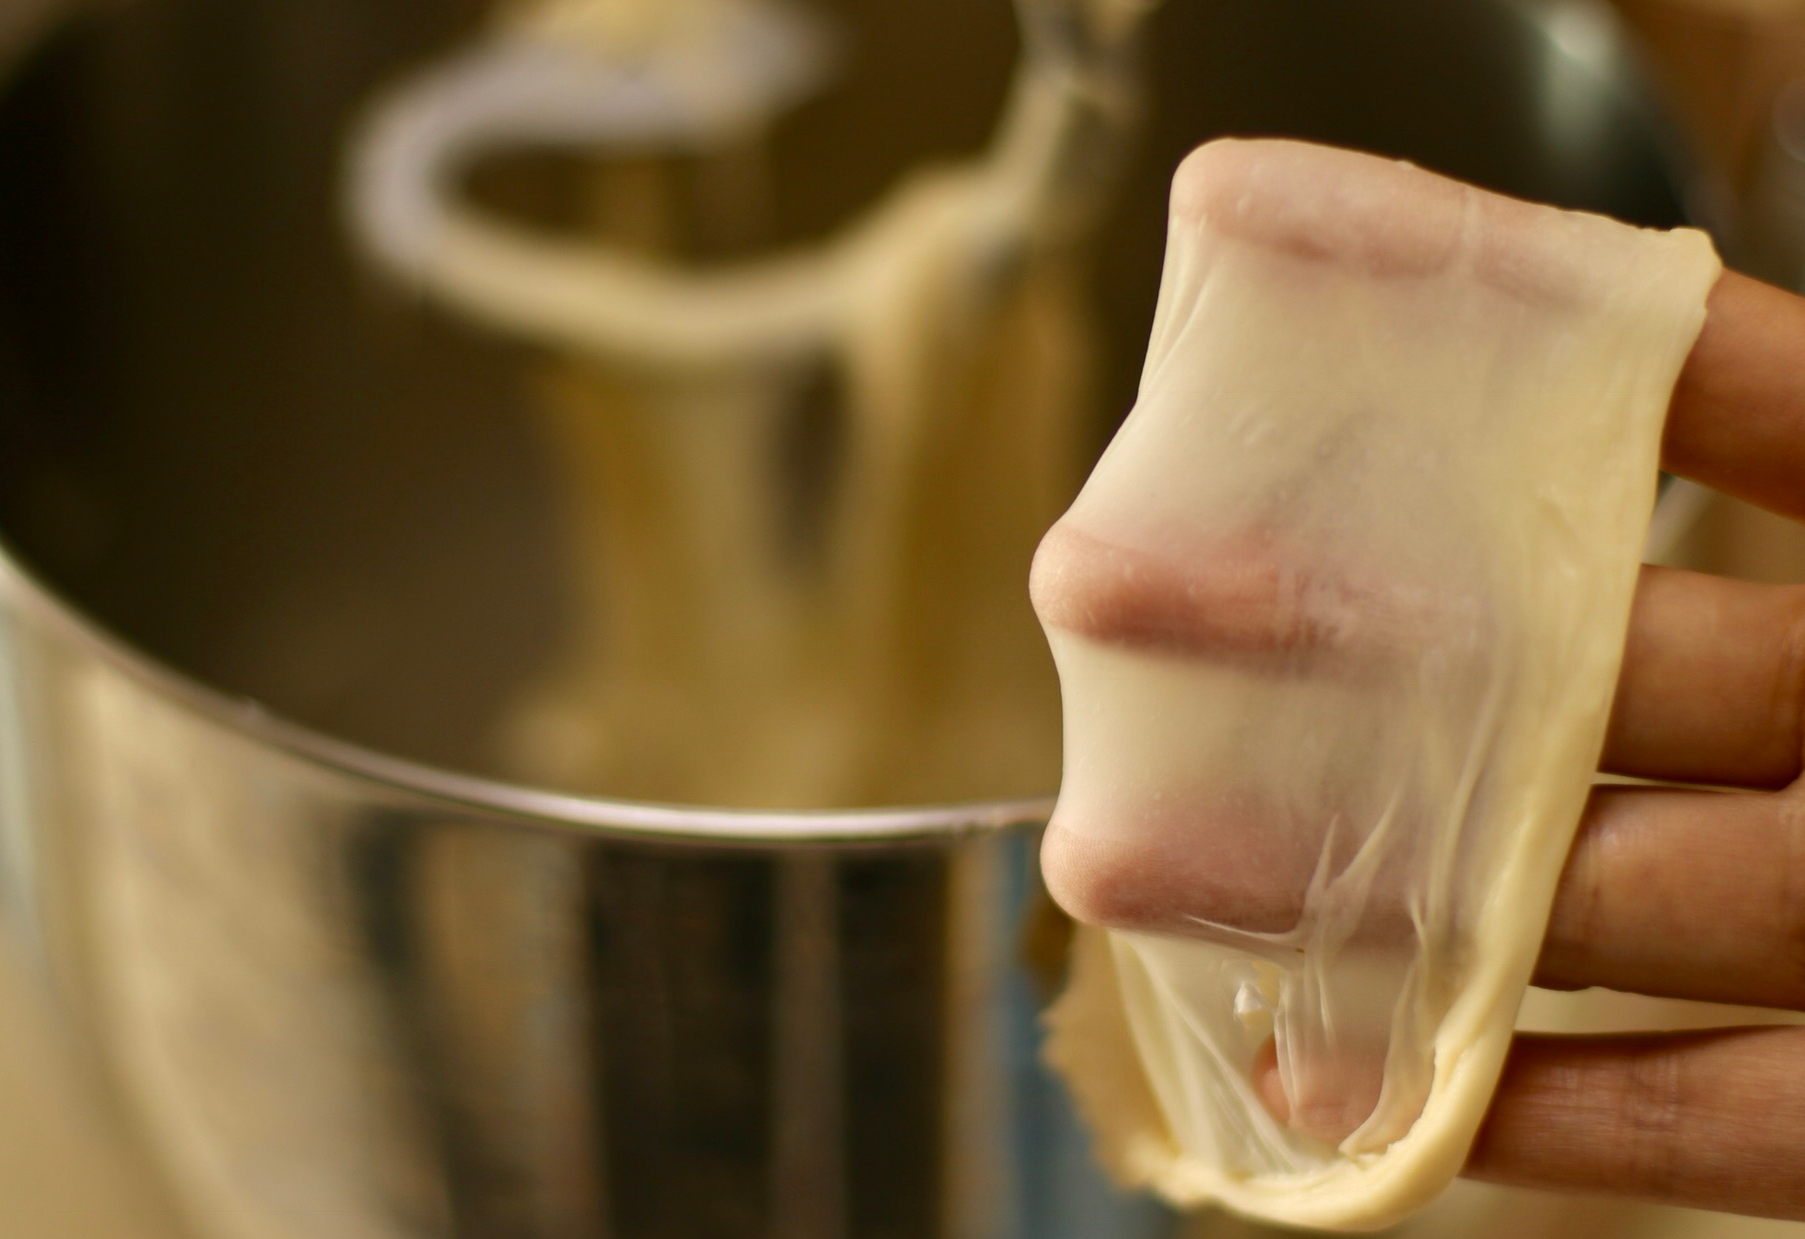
[1032, 139, 1720, 1230]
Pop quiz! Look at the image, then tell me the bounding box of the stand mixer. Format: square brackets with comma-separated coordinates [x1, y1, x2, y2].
[0, 1, 1730, 1236]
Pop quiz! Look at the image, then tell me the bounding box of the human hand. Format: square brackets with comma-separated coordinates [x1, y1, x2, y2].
[1038, 267, 1805, 1221]
[1458, 269, 1805, 1220]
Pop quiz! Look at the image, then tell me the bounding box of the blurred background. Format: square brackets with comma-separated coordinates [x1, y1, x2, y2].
[0, 0, 1802, 1236]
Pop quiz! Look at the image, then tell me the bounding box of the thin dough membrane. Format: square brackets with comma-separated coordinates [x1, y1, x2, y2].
[1032, 139, 1721, 1229]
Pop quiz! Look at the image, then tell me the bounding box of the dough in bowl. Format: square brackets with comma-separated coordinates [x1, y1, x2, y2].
[1031, 138, 1721, 1230]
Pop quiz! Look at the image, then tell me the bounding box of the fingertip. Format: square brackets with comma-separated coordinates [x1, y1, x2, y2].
[1251, 1037, 1388, 1147]
[1253, 1037, 1292, 1124]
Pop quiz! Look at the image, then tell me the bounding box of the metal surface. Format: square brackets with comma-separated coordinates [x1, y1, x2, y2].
[0, 1, 1698, 1237]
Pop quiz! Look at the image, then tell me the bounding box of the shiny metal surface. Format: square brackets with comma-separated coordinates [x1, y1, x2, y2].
[1, 561, 1117, 1239]
[0, 1, 1697, 1237]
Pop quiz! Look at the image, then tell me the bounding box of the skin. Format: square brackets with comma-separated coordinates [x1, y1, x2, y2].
[1456, 271, 1805, 1217]
[1048, 270, 1805, 1219]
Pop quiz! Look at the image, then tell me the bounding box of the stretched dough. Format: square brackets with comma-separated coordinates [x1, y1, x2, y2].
[1031, 139, 1720, 1230]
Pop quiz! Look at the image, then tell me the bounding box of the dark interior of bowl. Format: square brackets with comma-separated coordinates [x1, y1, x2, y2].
[0, 0, 1695, 781]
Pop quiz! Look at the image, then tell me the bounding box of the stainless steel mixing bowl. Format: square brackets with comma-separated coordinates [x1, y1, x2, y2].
[0, 1, 1700, 1237]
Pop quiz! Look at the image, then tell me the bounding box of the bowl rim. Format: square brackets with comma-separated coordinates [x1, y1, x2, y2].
[0, 536, 1056, 846]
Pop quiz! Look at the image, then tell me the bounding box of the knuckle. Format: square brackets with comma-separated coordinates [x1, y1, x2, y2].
[1040, 812, 1315, 938]
[1169, 139, 1250, 225]
[1039, 822, 1159, 931]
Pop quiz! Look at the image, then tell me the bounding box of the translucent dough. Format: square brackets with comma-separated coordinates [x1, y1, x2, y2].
[1032, 139, 1721, 1230]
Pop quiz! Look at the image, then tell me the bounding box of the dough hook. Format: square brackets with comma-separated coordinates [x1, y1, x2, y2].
[344, 0, 1156, 369]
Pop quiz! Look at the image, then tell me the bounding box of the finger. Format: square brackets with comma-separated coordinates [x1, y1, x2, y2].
[1601, 565, 1805, 790]
[1665, 271, 1805, 522]
[1535, 784, 1805, 1011]
[1039, 791, 1328, 937]
[1251, 1037, 1390, 1149]
[1049, 778, 1805, 1018]
[1029, 524, 1450, 676]
[1214, 782, 1805, 1152]
[1466, 1027, 1805, 1221]
[1036, 534, 1805, 795]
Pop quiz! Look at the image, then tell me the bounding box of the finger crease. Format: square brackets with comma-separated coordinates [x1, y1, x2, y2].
[1777, 799, 1805, 1011]
[1775, 589, 1805, 787]
[1621, 1045, 1687, 1192]
[1549, 796, 1610, 975]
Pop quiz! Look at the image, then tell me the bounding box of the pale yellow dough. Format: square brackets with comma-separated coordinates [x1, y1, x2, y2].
[1032, 139, 1721, 1230]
